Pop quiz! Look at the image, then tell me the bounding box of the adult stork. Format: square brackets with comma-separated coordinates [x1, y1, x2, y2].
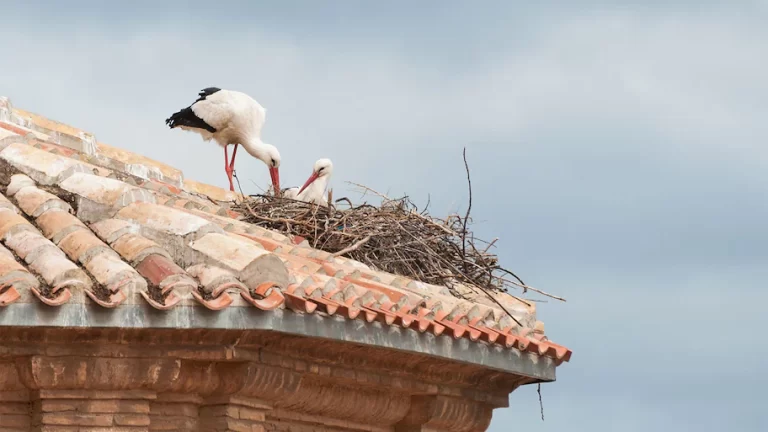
[165, 87, 281, 193]
[283, 159, 333, 206]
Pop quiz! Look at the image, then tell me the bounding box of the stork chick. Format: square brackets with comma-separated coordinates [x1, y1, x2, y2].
[283, 159, 333, 206]
[166, 87, 281, 193]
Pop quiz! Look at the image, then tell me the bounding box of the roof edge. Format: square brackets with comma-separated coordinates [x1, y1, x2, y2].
[0, 301, 558, 381]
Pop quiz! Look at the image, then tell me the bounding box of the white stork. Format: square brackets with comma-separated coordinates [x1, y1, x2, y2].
[283, 159, 333, 206]
[166, 87, 281, 193]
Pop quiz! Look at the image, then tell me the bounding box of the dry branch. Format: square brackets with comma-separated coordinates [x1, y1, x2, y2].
[235, 187, 565, 304]
[332, 235, 372, 258]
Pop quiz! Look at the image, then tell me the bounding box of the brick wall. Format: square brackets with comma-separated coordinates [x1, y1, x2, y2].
[30, 390, 151, 431]
[0, 328, 527, 432]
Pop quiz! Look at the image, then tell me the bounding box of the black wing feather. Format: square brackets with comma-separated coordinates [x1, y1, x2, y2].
[195, 87, 222, 103]
[165, 87, 222, 133]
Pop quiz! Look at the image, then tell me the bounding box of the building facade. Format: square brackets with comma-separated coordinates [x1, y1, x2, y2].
[0, 97, 570, 431]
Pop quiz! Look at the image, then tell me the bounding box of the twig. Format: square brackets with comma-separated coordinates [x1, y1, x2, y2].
[463, 284, 523, 326]
[499, 274, 567, 302]
[461, 148, 472, 272]
[347, 181, 391, 200]
[538, 383, 544, 421]
[233, 171, 246, 199]
[498, 267, 527, 291]
[248, 178, 267, 195]
[334, 197, 354, 208]
[348, 181, 458, 236]
[481, 237, 499, 254]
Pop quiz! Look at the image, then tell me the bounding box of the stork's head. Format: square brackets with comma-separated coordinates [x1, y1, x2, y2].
[249, 143, 281, 194]
[298, 158, 333, 195]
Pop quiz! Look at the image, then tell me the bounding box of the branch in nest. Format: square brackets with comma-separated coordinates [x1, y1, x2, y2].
[346, 181, 457, 236]
[331, 235, 372, 257]
[461, 147, 472, 272]
[499, 275, 567, 302]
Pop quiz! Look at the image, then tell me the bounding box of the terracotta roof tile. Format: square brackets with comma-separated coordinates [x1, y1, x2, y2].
[96, 141, 183, 187]
[117, 202, 216, 237]
[0, 127, 17, 140]
[0, 242, 39, 305]
[0, 120, 52, 142]
[183, 178, 239, 203]
[15, 183, 71, 217]
[12, 108, 97, 154]
[111, 232, 172, 263]
[59, 172, 148, 207]
[0, 96, 572, 366]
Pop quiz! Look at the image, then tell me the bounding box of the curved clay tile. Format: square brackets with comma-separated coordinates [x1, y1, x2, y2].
[91, 218, 199, 310]
[0, 243, 38, 306]
[6, 174, 150, 308]
[240, 281, 285, 311]
[186, 264, 247, 311]
[0, 204, 85, 306]
[282, 283, 320, 314]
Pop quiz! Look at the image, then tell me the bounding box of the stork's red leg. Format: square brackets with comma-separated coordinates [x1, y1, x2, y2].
[229, 144, 239, 172]
[224, 146, 234, 192]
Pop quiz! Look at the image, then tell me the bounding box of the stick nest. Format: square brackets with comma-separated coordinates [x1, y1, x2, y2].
[235, 182, 556, 303]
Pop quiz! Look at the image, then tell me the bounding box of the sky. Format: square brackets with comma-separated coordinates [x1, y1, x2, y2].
[2, 1, 767, 430]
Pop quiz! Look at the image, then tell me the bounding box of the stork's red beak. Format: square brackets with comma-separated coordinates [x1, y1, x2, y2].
[269, 167, 280, 195]
[297, 171, 320, 195]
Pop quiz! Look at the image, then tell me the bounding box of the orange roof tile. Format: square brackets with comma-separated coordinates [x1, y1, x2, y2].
[0, 96, 572, 366]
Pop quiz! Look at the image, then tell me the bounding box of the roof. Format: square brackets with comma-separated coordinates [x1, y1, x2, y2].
[0, 96, 571, 376]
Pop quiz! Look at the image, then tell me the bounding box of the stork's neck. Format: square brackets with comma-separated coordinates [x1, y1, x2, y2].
[241, 137, 266, 157]
[240, 137, 277, 168]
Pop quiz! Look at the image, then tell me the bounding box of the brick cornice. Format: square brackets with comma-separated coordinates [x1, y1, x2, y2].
[0, 326, 534, 430]
[167, 361, 413, 425]
[395, 395, 494, 432]
[14, 356, 182, 391]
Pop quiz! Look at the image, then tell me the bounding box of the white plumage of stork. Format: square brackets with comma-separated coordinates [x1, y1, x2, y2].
[283, 159, 333, 206]
[165, 87, 281, 193]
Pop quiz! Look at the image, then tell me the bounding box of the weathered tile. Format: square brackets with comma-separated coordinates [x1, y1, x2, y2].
[0, 142, 108, 185]
[86, 252, 146, 290]
[0, 193, 17, 212]
[111, 233, 171, 264]
[57, 229, 112, 265]
[189, 233, 267, 271]
[189, 232, 289, 289]
[0, 208, 31, 239]
[135, 254, 197, 307]
[0, 125, 18, 140]
[36, 210, 89, 243]
[4, 229, 55, 260]
[0, 243, 39, 295]
[13, 182, 71, 217]
[183, 178, 239, 203]
[89, 218, 137, 244]
[27, 245, 91, 288]
[59, 172, 155, 209]
[13, 107, 97, 154]
[0, 121, 50, 141]
[117, 202, 218, 237]
[97, 141, 183, 187]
